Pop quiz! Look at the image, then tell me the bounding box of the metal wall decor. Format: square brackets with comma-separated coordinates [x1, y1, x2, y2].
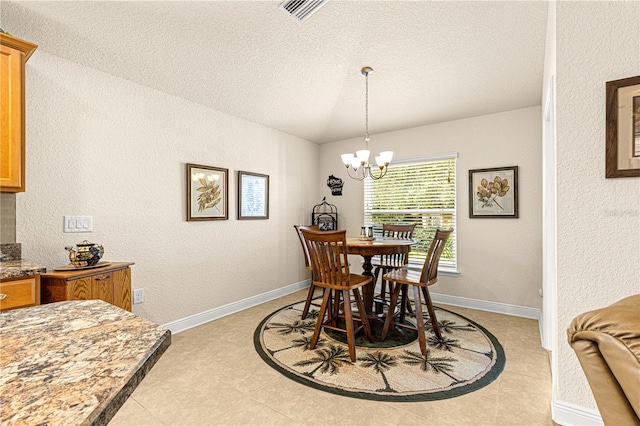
[326, 175, 343, 196]
[312, 197, 338, 230]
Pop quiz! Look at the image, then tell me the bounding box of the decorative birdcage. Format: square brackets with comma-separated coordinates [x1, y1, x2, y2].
[311, 197, 338, 231]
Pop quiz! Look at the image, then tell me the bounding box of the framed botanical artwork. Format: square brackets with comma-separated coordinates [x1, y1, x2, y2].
[469, 166, 518, 218]
[606, 75, 640, 178]
[186, 163, 228, 221]
[238, 171, 269, 220]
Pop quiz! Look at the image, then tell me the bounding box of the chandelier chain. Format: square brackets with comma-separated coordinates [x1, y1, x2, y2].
[365, 72, 369, 148]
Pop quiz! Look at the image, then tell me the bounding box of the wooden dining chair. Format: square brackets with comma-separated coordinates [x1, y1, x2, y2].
[301, 228, 374, 361]
[293, 224, 319, 319]
[372, 224, 416, 315]
[380, 228, 453, 356]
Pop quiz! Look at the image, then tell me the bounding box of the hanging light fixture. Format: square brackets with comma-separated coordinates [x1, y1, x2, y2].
[341, 66, 393, 181]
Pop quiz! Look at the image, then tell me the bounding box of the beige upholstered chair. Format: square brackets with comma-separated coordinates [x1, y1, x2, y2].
[567, 294, 640, 425]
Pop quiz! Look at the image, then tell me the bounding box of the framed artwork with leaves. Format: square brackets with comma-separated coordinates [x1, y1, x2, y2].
[469, 166, 518, 218]
[187, 163, 228, 221]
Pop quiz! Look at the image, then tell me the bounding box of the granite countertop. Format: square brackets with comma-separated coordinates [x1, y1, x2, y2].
[0, 300, 171, 425]
[0, 259, 47, 280]
[0, 243, 46, 280]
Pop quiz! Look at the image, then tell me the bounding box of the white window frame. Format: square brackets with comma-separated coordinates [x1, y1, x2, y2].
[364, 152, 458, 274]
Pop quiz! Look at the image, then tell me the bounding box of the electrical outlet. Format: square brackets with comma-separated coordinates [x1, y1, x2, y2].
[133, 288, 145, 304]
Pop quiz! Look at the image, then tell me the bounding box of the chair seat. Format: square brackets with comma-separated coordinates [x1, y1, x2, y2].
[314, 273, 371, 290]
[349, 273, 372, 288]
[383, 267, 425, 287]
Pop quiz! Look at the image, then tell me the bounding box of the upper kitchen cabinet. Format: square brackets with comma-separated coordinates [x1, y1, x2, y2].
[1, 33, 37, 193]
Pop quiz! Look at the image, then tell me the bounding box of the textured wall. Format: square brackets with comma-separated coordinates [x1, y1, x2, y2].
[17, 51, 319, 325]
[555, 1, 640, 410]
[319, 106, 543, 309]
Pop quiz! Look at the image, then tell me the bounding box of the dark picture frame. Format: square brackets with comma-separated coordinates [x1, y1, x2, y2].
[469, 166, 518, 218]
[186, 163, 229, 221]
[317, 215, 335, 231]
[606, 75, 640, 178]
[238, 171, 269, 220]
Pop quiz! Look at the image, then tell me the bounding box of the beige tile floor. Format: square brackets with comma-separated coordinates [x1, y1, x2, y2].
[110, 290, 553, 426]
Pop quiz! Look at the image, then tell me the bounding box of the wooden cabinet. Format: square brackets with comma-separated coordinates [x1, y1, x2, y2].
[41, 262, 134, 311]
[0, 275, 40, 311]
[1, 33, 37, 193]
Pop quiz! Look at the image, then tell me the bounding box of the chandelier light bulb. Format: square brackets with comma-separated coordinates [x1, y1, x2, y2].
[356, 150, 370, 164]
[341, 153, 355, 166]
[380, 151, 393, 165]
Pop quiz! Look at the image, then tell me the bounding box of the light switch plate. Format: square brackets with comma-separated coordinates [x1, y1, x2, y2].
[64, 216, 93, 233]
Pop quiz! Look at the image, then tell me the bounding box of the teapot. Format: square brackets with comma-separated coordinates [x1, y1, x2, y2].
[65, 240, 104, 267]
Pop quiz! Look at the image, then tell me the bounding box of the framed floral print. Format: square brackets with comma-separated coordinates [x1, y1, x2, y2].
[238, 171, 269, 220]
[606, 75, 640, 178]
[469, 166, 518, 218]
[187, 163, 228, 221]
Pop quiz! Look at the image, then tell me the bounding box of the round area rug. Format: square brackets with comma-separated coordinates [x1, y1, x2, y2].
[254, 299, 505, 401]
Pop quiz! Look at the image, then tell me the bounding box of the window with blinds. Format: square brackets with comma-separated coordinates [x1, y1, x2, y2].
[364, 154, 457, 270]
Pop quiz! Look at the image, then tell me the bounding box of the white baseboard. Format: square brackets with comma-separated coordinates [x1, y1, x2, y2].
[162, 279, 311, 334]
[162, 283, 540, 334]
[553, 400, 603, 426]
[430, 292, 541, 320]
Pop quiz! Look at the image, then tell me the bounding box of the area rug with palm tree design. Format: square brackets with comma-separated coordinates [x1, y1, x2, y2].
[254, 299, 505, 401]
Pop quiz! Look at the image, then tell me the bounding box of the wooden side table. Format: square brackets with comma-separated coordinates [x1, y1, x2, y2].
[41, 262, 134, 311]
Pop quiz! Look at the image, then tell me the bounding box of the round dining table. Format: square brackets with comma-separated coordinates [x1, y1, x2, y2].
[346, 237, 416, 316]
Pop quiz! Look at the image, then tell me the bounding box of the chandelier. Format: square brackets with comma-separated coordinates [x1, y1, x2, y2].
[341, 66, 393, 181]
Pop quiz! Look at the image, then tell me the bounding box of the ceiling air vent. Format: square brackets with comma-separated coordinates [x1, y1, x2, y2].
[278, 0, 329, 23]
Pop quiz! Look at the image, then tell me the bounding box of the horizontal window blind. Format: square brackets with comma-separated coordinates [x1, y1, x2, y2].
[364, 155, 457, 269]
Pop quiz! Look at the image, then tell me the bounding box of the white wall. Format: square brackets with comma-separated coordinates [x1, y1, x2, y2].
[554, 0, 640, 415]
[319, 106, 543, 309]
[542, 0, 559, 406]
[17, 51, 319, 325]
[541, 0, 558, 351]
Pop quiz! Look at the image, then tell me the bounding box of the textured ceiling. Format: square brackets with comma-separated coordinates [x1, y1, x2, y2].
[1, 1, 548, 144]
